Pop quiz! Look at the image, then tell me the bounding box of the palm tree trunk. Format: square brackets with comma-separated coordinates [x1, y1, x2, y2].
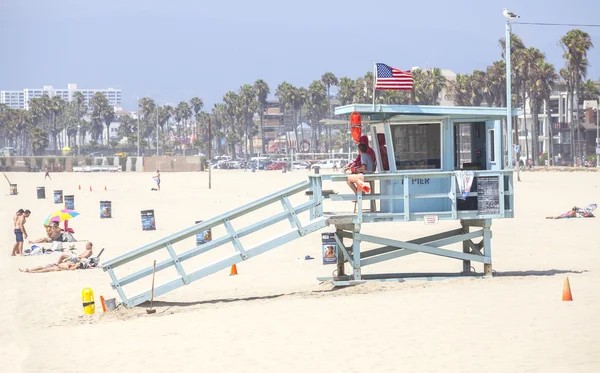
[260, 111, 265, 154]
[532, 102, 539, 165]
[546, 99, 554, 165]
[298, 107, 305, 152]
[574, 80, 582, 164]
[523, 82, 529, 163]
[570, 89, 576, 165]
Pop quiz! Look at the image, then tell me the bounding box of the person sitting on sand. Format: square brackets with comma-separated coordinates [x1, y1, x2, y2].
[546, 207, 577, 219]
[29, 224, 53, 244]
[19, 262, 81, 273]
[55, 242, 93, 265]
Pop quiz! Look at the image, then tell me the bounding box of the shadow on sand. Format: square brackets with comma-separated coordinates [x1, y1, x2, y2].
[139, 293, 291, 309]
[492, 269, 587, 277]
[137, 269, 587, 309]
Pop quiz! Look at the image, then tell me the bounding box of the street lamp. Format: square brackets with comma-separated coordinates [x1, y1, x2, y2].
[505, 20, 514, 171]
[137, 96, 140, 157]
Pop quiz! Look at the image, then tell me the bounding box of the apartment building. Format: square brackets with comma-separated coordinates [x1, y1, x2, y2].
[0, 83, 122, 110]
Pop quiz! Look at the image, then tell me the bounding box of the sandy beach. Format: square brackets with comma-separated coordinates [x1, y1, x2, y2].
[1, 169, 599, 372]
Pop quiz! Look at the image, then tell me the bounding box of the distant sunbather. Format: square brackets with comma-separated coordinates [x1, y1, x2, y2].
[546, 204, 596, 219]
[19, 262, 80, 273]
[546, 207, 577, 219]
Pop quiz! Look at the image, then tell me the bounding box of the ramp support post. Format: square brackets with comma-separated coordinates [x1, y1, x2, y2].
[483, 219, 493, 277]
[461, 221, 471, 273]
[352, 223, 362, 280]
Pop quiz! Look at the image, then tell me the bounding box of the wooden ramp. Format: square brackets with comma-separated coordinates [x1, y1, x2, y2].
[102, 180, 328, 307]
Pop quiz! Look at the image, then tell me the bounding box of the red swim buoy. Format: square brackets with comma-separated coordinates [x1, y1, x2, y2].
[350, 112, 362, 144]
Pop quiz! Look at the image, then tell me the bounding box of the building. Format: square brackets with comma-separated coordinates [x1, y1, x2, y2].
[0, 83, 122, 110]
[515, 80, 600, 165]
[0, 91, 25, 109]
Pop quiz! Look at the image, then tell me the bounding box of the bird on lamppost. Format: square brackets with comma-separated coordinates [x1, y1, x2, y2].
[502, 8, 520, 21]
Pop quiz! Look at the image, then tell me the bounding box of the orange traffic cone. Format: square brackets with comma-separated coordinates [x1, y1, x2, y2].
[229, 264, 238, 276]
[562, 277, 573, 301]
[78, 184, 81, 190]
[104, 186, 107, 191]
[89, 186, 92, 192]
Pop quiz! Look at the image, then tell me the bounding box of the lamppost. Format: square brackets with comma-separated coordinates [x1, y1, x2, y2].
[137, 96, 140, 157]
[596, 98, 599, 167]
[505, 20, 514, 172]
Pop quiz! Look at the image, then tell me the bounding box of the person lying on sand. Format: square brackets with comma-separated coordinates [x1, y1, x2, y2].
[19, 262, 80, 273]
[55, 242, 93, 265]
[546, 207, 577, 219]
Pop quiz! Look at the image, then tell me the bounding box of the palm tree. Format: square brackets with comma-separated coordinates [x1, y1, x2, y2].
[528, 58, 558, 164]
[338, 77, 356, 106]
[579, 79, 600, 101]
[321, 72, 339, 152]
[102, 105, 115, 146]
[175, 101, 192, 155]
[254, 79, 270, 153]
[428, 68, 447, 105]
[90, 92, 110, 145]
[448, 74, 473, 106]
[560, 29, 593, 163]
[239, 84, 257, 158]
[190, 97, 204, 148]
[30, 127, 50, 156]
[307, 80, 328, 151]
[275, 82, 295, 152]
[157, 105, 173, 151]
[117, 114, 137, 146]
[49, 95, 65, 150]
[518, 47, 545, 161]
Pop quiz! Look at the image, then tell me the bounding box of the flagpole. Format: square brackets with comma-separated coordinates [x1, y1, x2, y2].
[372, 62, 376, 111]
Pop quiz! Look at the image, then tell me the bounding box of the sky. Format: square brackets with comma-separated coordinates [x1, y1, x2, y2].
[2, 0, 600, 111]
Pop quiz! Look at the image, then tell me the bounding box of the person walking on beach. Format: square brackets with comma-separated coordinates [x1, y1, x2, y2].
[153, 170, 161, 191]
[12, 209, 30, 256]
[44, 165, 51, 180]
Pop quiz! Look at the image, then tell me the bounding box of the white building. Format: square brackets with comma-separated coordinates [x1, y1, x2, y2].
[0, 90, 25, 109]
[0, 83, 122, 110]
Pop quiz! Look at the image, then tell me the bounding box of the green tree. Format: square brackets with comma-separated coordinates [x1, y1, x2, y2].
[254, 79, 270, 153]
[560, 29, 593, 163]
[90, 92, 111, 145]
[30, 127, 50, 155]
[321, 72, 339, 151]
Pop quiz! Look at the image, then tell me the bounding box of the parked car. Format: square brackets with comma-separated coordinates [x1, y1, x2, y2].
[310, 159, 338, 169]
[292, 161, 309, 170]
[267, 162, 287, 170]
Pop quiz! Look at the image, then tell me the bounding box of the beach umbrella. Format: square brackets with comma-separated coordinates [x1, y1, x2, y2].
[44, 209, 80, 226]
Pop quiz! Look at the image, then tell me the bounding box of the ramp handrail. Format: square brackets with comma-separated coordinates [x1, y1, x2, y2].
[102, 179, 328, 307]
[102, 180, 312, 269]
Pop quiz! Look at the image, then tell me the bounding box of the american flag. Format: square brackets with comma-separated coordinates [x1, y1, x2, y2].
[375, 63, 413, 90]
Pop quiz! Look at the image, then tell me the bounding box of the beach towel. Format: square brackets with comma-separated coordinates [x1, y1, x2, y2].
[576, 203, 597, 218]
[455, 171, 474, 200]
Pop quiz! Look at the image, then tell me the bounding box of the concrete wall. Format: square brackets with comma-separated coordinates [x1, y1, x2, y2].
[0, 156, 206, 172]
[143, 156, 204, 172]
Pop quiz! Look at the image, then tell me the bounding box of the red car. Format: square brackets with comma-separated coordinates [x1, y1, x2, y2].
[267, 162, 287, 170]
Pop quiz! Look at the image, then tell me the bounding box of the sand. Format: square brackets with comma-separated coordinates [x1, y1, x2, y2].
[1, 169, 599, 372]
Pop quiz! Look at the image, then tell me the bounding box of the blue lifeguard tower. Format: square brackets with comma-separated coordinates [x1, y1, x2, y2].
[101, 102, 520, 307]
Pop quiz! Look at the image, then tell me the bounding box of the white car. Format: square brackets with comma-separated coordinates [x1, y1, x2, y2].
[310, 159, 337, 169]
[292, 161, 309, 170]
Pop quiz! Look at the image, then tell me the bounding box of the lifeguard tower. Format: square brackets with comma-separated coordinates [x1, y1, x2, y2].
[101, 102, 520, 307]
